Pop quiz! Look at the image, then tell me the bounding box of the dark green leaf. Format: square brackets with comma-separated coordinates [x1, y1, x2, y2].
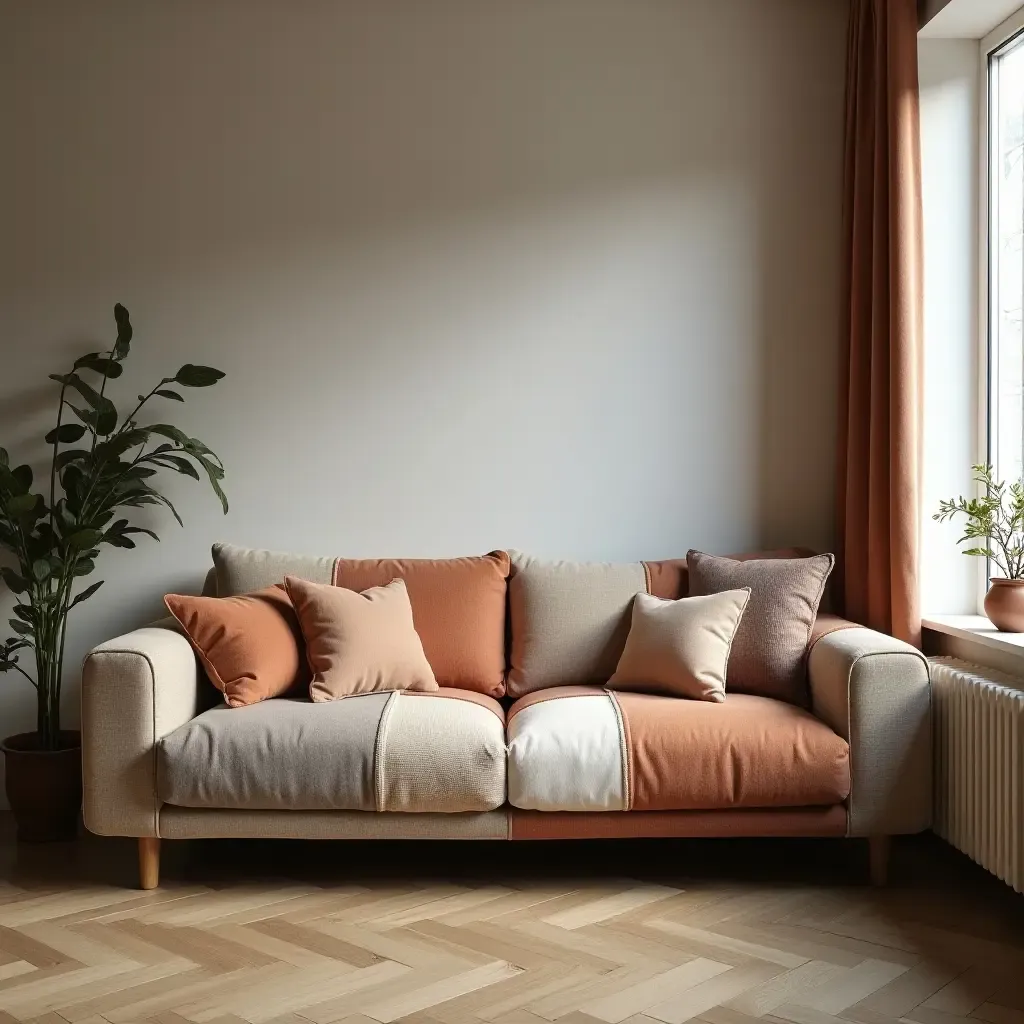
[73, 558, 95, 576]
[55, 448, 88, 470]
[74, 353, 123, 378]
[105, 534, 136, 549]
[146, 424, 190, 446]
[152, 454, 200, 480]
[65, 528, 103, 550]
[113, 303, 132, 360]
[155, 389, 184, 402]
[31, 559, 50, 582]
[50, 372, 116, 417]
[11, 465, 31, 493]
[122, 526, 159, 542]
[0, 568, 26, 594]
[174, 364, 225, 388]
[12, 605, 33, 623]
[44, 423, 87, 445]
[6, 493, 38, 517]
[9, 620, 31, 636]
[95, 406, 117, 435]
[69, 580, 103, 609]
[0, 448, 7, 468]
[94, 429, 149, 461]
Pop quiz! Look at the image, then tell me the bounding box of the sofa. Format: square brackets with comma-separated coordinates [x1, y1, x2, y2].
[81, 544, 932, 890]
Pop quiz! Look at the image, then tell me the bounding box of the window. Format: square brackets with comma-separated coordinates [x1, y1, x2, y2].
[989, 29, 1024, 484]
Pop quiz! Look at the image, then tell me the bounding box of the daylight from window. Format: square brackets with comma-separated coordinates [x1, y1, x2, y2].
[992, 35, 1024, 485]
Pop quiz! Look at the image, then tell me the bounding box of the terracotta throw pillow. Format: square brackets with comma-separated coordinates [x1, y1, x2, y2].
[285, 576, 438, 701]
[686, 550, 834, 705]
[164, 587, 308, 708]
[609, 588, 751, 702]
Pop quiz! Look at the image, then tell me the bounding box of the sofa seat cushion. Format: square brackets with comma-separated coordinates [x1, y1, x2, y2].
[157, 688, 506, 813]
[506, 687, 850, 812]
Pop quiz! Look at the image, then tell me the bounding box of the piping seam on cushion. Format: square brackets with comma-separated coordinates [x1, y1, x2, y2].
[373, 691, 399, 812]
[641, 561, 652, 595]
[330, 557, 341, 587]
[605, 689, 631, 811]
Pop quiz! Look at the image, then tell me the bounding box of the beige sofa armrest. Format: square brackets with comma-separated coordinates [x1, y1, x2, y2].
[81, 619, 200, 837]
[808, 627, 931, 837]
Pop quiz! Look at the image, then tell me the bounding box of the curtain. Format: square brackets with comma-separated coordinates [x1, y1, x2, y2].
[838, 0, 924, 647]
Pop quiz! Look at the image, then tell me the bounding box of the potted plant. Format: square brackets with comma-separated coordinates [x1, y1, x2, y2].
[0, 304, 227, 841]
[934, 463, 1024, 632]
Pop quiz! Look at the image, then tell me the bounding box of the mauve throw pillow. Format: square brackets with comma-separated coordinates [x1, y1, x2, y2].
[285, 576, 438, 701]
[686, 550, 835, 705]
[164, 586, 308, 708]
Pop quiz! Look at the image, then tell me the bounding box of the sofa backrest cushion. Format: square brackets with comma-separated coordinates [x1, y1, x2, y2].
[687, 550, 835, 706]
[212, 543, 510, 697]
[507, 547, 816, 699]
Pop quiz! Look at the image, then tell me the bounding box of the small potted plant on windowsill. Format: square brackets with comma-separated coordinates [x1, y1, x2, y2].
[0, 304, 227, 841]
[934, 464, 1024, 632]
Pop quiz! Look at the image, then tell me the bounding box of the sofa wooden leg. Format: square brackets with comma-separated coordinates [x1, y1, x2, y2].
[868, 835, 890, 886]
[138, 837, 160, 890]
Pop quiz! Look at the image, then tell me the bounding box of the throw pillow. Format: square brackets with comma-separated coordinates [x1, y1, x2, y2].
[164, 586, 308, 708]
[213, 543, 510, 696]
[285, 575, 438, 700]
[686, 550, 835, 705]
[608, 588, 751, 702]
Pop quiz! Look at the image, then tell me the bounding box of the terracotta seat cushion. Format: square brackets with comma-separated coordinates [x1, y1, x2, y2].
[506, 687, 850, 812]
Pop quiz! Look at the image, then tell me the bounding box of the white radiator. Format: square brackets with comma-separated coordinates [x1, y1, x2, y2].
[930, 657, 1024, 893]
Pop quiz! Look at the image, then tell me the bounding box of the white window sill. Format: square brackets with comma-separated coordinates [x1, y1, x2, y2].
[923, 614, 1024, 672]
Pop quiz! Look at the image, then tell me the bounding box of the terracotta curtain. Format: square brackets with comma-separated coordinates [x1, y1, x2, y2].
[838, 0, 924, 647]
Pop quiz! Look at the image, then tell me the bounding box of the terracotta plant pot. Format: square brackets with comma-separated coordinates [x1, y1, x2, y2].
[984, 578, 1024, 633]
[0, 730, 81, 842]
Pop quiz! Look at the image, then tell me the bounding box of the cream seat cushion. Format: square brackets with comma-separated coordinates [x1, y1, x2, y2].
[157, 689, 506, 813]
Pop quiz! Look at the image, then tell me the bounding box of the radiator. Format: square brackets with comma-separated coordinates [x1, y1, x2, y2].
[931, 657, 1024, 893]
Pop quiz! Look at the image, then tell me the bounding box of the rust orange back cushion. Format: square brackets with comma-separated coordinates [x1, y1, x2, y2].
[332, 551, 510, 697]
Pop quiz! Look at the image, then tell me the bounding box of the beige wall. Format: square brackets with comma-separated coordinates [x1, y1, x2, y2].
[0, 1, 847, 759]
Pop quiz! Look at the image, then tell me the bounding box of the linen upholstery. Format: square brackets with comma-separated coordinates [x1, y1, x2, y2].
[507, 552, 646, 696]
[213, 542, 335, 595]
[506, 687, 850, 813]
[158, 689, 506, 813]
[82, 621, 201, 837]
[160, 807, 509, 840]
[687, 550, 834, 705]
[164, 586, 307, 707]
[808, 627, 931, 836]
[609, 589, 751, 702]
[286, 576, 438, 700]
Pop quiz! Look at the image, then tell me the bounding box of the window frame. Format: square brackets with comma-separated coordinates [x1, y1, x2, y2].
[978, 8, 1024, 604]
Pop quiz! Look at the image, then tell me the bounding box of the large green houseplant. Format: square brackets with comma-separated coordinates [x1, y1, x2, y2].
[0, 304, 227, 840]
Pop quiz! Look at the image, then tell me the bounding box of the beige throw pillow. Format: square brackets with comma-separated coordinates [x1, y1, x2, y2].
[609, 589, 751, 702]
[686, 550, 835, 706]
[284, 576, 438, 701]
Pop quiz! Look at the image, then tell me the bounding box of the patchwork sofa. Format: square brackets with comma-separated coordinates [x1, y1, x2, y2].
[81, 545, 932, 889]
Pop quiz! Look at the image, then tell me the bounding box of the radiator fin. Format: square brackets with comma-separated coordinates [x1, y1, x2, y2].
[931, 657, 1024, 893]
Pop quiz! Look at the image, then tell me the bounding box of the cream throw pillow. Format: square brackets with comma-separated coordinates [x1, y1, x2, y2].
[284, 576, 438, 701]
[608, 588, 751, 702]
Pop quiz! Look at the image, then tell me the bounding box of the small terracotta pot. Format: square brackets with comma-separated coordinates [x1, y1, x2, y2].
[0, 730, 81, 842]
[984, 578, 1024, 632]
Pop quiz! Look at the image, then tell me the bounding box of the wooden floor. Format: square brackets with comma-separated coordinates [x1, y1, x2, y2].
[0, 824, 1020, 1024]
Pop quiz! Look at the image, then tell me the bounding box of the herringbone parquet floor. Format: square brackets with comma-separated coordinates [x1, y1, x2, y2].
[0, 827, 1019, 1024]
